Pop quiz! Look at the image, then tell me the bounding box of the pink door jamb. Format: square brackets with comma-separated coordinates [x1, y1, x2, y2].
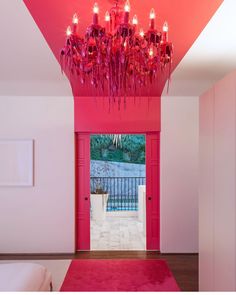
[146, 133, 160, 250]
[76, 133, 90, 250]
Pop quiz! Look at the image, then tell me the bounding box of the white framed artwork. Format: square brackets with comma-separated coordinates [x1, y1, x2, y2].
[0, 139, 34, 187]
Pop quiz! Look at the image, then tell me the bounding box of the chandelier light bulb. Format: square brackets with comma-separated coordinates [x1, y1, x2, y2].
[149, 8, 155, 19]
[93, 2, 99, 14]
[149, 47, 154, 57]
[139, 28, 144, 37]
[105, 11, 110, 22]
[124, 0, 130, 12]
[93, 3, 99, 25]
[66, 26, 72, 36]
[72, 13, 79, 24]
[163, 21, 168, 32]
[105, 11, 110, 32]
[162, 21, 168, 42]
[132, 14, 138, 25]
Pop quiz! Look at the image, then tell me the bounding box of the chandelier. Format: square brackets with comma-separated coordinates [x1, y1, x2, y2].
[60, 0, 173, 101]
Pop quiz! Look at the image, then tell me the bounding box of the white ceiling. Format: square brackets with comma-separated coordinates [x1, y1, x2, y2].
[0, 0, 71, 96]
[0, 0, 236, 97]
[164, 0, 236, 97]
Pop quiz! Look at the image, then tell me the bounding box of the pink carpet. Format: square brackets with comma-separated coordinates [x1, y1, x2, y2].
[60, 259, 180, 292]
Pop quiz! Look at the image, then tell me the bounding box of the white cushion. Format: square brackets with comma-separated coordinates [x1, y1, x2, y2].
[0, 263, 49, 291]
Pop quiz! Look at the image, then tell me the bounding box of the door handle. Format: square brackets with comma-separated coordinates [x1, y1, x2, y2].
[84, 197, 88, 201]
[148, 197, 152, 201]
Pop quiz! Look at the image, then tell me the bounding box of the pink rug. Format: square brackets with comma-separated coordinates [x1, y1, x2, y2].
[60, 259, 180, 292]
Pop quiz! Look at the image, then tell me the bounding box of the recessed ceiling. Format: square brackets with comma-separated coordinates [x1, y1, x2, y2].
[164, 0, 236, 97]
[22, 0, 223, 96]
[1, 0, 230, 97]
[0, 0, 72, 96]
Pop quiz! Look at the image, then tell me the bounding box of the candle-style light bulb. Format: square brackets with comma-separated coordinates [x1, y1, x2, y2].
[139, 28, 144, 38]
[124, 0, 130, 12]
[149, 47, 154, 57]
[149, 8, 155, 19]
[163, 21, 168, 32]
[93, 2, 99, 14]
[105, 11, 110, 33]
[162, 21, 168, 42]
[124, 0, 130, 24]
[132, 14, 138, 25]
[66, 26, 72, 36]
[105, 11, 110, 22]
[149, 8, 155, 29]
[72, 13, 79, 25]
[93, 3, 99, 25]
[72, 13, 79, 34]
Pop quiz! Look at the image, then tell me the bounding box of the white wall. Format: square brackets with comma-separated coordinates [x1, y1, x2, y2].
[0, 96, 199, 254]
[0, 97, 75, 253]
[0, 0, 72, 97]
[199, 71, 236, 291]
[163, 0, 236, 97]
[161, 96, 199, 253]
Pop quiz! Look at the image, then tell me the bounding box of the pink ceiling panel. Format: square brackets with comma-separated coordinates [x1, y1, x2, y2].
[23, 0, 223, 96]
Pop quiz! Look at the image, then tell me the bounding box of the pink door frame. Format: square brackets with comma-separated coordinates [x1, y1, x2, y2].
[146, 133, 160, 250]
[76, 133, 91, 250]
[76, 131, 160, 251]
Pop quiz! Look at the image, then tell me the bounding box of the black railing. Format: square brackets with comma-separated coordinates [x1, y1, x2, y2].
[90, 177, 146, 211]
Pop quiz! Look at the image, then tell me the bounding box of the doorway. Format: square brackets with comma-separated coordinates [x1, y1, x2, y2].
[75, 132, 160, 251]
[90, 134, 146, 250]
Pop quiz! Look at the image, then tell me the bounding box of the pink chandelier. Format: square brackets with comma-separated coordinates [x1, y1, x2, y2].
[60, 0, 173, 100]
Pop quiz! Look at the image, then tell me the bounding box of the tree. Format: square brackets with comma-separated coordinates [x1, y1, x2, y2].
[91, 135, 145, 164]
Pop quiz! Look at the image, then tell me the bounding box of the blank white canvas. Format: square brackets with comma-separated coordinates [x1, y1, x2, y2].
[0, 140, 33, 186]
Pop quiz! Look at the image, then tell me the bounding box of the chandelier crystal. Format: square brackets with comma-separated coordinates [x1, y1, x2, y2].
[60, 0, 173, 101]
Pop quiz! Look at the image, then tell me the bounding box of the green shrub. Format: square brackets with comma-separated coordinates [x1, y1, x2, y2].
[91, 135, 145, 164]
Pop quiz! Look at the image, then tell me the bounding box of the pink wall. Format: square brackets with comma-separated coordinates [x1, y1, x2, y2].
[74, 96, 161, 250]
[74, 97, 160, 133]
[199, 70, 236, 291]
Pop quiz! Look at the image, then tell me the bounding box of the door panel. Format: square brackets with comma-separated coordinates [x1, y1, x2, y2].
[75, 132, 160, 251]
[146, 133, 160, 250]
[76, 133, 90, 250]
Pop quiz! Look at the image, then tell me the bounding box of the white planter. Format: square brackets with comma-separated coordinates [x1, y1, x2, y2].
[90, 193, 109, 221]
[138, 185, 146, 233]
